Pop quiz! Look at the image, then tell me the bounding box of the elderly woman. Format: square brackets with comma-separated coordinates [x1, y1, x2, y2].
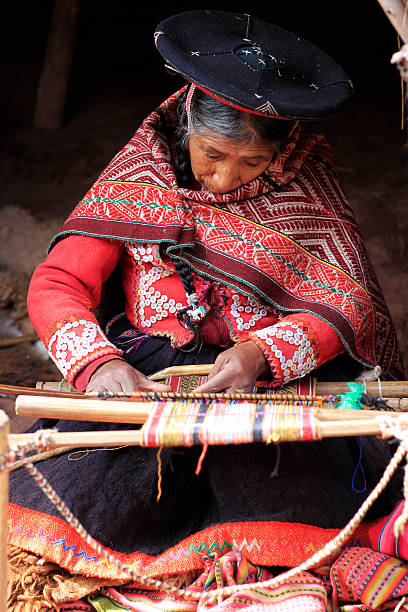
[8, 11, 406, 611]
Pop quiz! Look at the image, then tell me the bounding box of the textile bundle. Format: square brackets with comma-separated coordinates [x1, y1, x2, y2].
[8, 546, 408, 611]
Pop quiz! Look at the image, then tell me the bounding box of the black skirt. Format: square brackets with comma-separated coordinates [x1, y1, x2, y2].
[9, 321, 403, 557]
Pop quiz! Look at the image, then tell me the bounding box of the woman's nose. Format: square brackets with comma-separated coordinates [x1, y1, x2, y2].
[212, 164, 241, 193]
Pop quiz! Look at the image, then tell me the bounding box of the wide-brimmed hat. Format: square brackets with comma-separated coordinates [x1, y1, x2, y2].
[154, 10, 353, 120]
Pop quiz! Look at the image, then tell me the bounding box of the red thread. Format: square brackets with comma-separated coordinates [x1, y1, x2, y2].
[195, 443, 209, 475]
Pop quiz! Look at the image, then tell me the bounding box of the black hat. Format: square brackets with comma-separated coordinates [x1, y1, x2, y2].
[154, 10, 353, 120]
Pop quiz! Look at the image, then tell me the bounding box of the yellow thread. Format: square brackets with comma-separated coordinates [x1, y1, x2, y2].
[156, 446, 163, 501]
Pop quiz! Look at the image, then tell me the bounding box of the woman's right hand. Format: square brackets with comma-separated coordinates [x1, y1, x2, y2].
[86, 359, 172, 393]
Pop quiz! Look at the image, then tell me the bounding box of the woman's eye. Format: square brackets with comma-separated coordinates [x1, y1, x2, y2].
[245, 161, 260, 168]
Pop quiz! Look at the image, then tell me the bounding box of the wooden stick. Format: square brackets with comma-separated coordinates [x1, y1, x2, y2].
[84, 394, 408, 412]
[8, 413, 408, 448]
[36, 373, 408, 399]
[319, 416, 408, 437]
[377, 0, 408, 44]
[0, 383, 83, 399]
[316, 381, 408, 398]
[15, 395, 150, 423]
[36, 381, 74, 392]
[9, 430, 142, 449]
[149, 364, 214, 380]
[0, 335, 39, 348]
[34, 0, 79, 129]
[14, 393, 399, 425]
[0, 411, 9, 612]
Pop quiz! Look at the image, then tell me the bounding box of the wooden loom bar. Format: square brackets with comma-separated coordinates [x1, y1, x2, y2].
[15, 395, 149, 423]
[14, 393, 404, 425]
[8, 414, 408, 448]
[0, 383, 83, 399]
[0, 411, 9, 612]
[9, 430, 143, 449]
[33, 378, 408, 398]
[15, 392, 408, 417]
[316, 381, 408, 397]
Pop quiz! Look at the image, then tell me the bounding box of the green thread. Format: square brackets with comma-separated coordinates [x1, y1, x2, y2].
[186, 540, 232, 556]
[335, 383, 364, 410]
[79, 196, 184, 212]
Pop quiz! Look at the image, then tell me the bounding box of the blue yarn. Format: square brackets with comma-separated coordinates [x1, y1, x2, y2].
[352, 435, 367, 493]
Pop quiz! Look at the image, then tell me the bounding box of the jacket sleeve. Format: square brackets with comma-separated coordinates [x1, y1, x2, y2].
[27, 235, 125, 388]
[246, 312, 344, 387]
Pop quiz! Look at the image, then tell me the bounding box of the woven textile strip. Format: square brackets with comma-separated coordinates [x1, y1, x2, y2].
[167, 375, 316, 395]
[139, 400, 321, 447]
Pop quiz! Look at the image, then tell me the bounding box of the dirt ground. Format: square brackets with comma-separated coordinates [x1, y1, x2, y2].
[0, 83, 407, 430]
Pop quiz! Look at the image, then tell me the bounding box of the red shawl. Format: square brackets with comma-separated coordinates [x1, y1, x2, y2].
[52, 88, 403, 380]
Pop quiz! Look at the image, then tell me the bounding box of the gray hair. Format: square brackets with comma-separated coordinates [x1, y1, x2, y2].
[177, 87, 294, 151]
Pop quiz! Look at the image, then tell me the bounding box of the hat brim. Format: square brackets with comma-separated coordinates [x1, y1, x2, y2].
[155, 10, 353, 120]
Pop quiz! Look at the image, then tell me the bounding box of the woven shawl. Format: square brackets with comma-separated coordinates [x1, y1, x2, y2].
[51, 88, 404, 380]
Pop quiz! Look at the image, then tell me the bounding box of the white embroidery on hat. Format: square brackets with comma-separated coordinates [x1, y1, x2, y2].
[154, 31, 163, 45]
[255, 100, 278, 116]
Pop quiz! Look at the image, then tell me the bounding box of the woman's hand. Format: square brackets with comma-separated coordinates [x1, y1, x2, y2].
[86, 359, 171, 393]
[194, 341, 269, 393]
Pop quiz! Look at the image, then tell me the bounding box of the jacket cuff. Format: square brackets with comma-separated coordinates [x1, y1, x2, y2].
[248, 319, 321, 388]
[46, 316, 123, 385]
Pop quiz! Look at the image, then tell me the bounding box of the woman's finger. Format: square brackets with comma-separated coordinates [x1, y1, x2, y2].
[194, 367, 238, 393]
[86, 376, 125, 393]
[207, 353, 230, 380]
[139, 379, 172, 392]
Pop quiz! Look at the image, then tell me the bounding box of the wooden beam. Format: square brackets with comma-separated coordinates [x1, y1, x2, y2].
[14, 393, 408, 423]
[9, 429, 143, 449]
[15, 395, 149, 423]
[8, 411, 408, 447]
[377, 0, 408, 44]
[34, 0, 79, 129]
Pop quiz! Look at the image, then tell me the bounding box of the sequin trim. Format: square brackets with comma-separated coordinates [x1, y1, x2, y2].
[230, 293, 269, 331]
[128, 243, 184, 328]
[48, 319, 121, 382]
[253, 321, 317, 385]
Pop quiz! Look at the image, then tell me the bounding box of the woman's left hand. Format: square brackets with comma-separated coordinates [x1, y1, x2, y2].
[194, 341, 269, 393]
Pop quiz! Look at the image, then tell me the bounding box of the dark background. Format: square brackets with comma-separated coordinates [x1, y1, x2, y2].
[1, 0, 404, 133]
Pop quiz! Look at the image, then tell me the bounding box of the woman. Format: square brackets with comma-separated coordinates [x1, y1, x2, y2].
[8, 11, 406, 611]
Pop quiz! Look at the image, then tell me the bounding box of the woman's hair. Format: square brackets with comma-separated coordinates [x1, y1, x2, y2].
[173, 87, 295, 187]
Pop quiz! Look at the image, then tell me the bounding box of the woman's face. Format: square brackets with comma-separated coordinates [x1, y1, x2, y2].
[188, 131, 277, 194]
